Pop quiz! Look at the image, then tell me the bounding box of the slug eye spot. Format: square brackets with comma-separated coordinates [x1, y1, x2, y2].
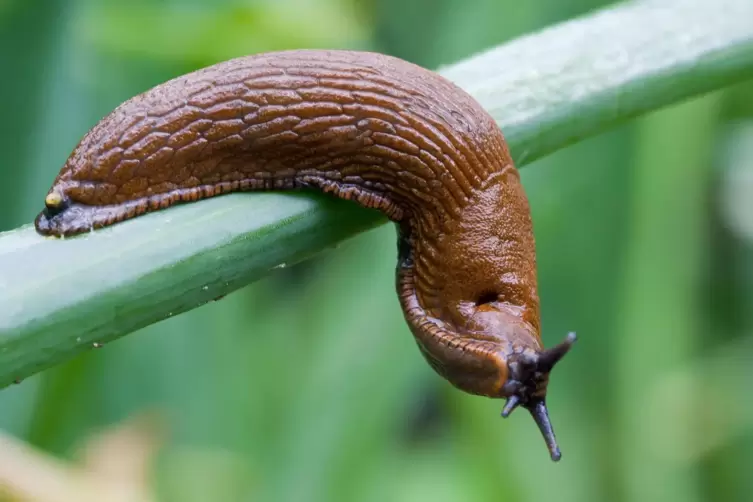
[475, 291, 498, 307]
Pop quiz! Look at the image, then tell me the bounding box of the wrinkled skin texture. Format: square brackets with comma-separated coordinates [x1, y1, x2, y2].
[35, 49, 574, 460]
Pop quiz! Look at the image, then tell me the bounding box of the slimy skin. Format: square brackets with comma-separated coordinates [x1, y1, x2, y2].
[35, 49, 575, 461]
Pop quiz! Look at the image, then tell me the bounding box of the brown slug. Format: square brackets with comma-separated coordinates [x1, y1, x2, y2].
[35, 49, 576, 461]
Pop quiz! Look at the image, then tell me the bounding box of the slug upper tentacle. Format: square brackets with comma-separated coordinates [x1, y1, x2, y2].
[34, 49, 575, 461]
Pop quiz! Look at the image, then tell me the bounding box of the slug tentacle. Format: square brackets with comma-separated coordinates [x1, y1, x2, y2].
[528, 399, 561, 462]
[501, 395, 521, 417]
[35, 49, 576, 461]
[500, 332, 577, 461]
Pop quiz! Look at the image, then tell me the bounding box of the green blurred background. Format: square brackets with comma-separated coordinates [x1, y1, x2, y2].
[1, 0, 752, 501]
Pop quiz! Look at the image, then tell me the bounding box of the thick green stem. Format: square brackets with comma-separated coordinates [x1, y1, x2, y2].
[0, 0, 751, 387]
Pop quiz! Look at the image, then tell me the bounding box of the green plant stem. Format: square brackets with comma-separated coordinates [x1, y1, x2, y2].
[440, 0, 753, 164]
[0, 0, 752, 387]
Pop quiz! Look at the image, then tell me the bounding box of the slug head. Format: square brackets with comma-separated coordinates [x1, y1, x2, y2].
[463, 305, 577, 461]
[499, 331, 577, 461]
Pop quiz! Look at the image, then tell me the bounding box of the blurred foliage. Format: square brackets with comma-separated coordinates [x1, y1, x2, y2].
[0, 0, 751, 502]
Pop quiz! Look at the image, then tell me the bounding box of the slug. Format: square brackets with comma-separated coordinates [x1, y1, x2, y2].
[35, 49, 575, 461]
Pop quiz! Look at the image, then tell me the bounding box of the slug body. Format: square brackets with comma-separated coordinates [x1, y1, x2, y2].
[35, 50, 575, 460]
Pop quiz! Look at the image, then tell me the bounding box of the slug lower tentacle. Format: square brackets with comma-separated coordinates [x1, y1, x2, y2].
[34, 49, 575, 461]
